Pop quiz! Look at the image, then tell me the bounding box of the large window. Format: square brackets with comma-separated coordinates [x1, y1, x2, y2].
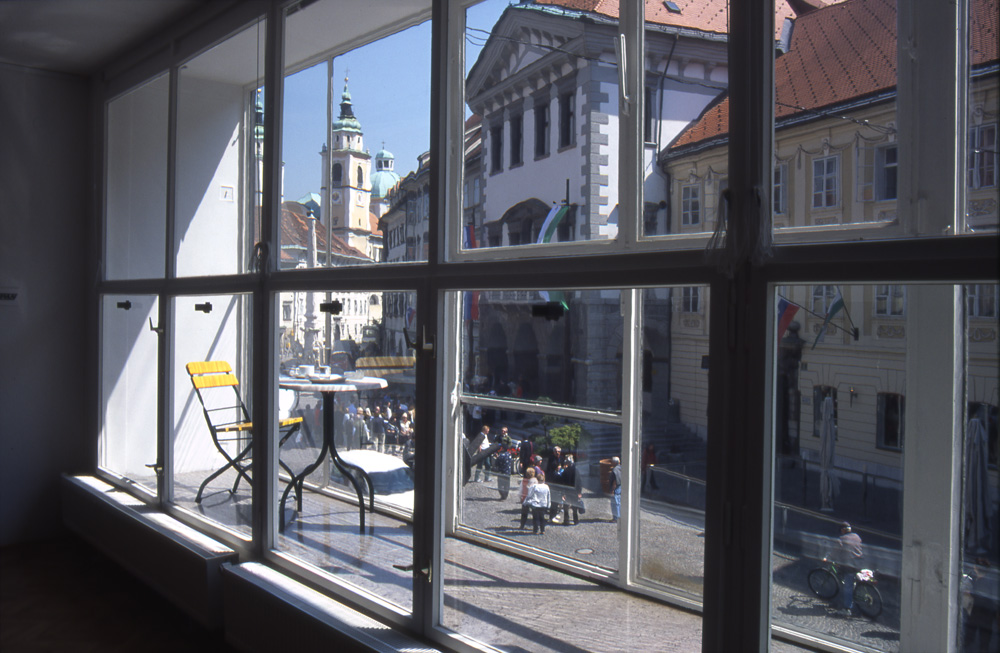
[95, 0, 998, 652]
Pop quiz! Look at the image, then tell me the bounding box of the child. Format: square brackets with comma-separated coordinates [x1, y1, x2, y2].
[524, 471, 551, 534]
[519, 467, 537, 529]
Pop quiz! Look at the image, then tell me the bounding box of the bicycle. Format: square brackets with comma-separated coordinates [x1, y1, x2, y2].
[807, 560, 883, 619]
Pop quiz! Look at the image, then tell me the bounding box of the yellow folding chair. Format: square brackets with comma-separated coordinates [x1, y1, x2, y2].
[186, 362, 304, 509]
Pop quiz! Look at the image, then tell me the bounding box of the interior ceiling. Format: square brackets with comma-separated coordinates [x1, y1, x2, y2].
[0, 0, 206, 75]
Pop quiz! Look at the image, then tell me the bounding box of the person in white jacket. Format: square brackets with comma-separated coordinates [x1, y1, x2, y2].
[524, 471, 551, 534]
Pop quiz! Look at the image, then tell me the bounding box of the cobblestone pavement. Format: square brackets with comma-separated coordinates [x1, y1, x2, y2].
[162, 465, 898, 651]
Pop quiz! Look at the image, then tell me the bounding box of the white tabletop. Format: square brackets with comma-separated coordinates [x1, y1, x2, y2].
[279, 375, 388, 393]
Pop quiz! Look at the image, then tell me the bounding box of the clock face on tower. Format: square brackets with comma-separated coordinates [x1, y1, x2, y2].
[331, 190, 342, 204]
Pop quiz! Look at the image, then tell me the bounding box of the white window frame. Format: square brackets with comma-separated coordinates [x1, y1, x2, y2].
[681, 184, 701, 226]
[875, 284, 906, 316]
[968, 123, 997, 189]
[811, 154, 839, 208]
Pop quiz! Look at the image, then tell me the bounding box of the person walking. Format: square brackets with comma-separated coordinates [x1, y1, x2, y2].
[524, 471, 551, 534]
[609, 457, 622, 523]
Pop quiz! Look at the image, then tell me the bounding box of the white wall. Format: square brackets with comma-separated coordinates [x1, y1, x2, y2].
[0, 64, 90, 546]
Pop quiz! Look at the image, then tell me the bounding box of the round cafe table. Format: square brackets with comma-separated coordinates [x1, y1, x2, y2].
[278, 374, 388, 533]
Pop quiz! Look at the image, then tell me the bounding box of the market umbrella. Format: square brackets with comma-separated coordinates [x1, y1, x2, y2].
[964, 417, 991, 554]
[819, 396, 838, 512]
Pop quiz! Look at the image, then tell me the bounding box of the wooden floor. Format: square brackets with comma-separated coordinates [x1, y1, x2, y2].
[0, 534, 237, 652]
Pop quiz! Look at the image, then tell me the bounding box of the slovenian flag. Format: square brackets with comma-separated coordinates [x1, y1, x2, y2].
[776, 297, 799, 343]
[811, 290, 844, 349]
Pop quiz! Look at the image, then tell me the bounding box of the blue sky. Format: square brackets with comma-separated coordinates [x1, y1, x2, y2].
[280, 0, 509, 203]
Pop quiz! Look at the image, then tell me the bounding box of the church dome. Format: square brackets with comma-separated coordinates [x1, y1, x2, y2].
[370, 148, 401, 198]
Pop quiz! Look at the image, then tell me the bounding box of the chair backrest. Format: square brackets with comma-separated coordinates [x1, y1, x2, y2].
[186, 361, 249, 430]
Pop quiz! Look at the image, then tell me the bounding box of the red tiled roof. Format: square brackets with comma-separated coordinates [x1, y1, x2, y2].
[669, 0, 998, 152]
[280, 202, 368, 260]
[537, 0, 813, 37]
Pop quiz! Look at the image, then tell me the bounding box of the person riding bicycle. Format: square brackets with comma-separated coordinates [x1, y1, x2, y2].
[825, 521, 864, 611]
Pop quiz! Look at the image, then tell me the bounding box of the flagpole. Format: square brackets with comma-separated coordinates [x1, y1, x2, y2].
[777, 295, 858, 339]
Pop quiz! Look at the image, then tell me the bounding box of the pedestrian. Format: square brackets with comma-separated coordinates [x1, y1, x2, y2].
[519, 467, 537, 529]
[518, 434, 535, 474]
[370, 405, 386, 452]
[494, 433, 515, 500]
[558, 454, 582, 525]
[825, 521, 863, 611]
[641, 443, 659, 494]
[473, 425, 492, 482]
[609, 456, 622, 523]
[524, 471, 551, 534]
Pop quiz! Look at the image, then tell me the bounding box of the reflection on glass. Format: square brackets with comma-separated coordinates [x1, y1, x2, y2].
[105, 76, 168, 280]
[637, 287, 708, 600]
[960, 283, 1000, 652]
[643, 3, 729, 239]
[463, 0, 619, 250]
[275, 289, 416, 611]
[281, 0, 430, 266]
[461, 289, 622, 412]
[966, 0, 999, 233]
[100, 295, 159, 492]
[170, 294, 253, 539]
[175, 22, 264, 277]
[771, 284, 916, 649]
[458, 403, 621, 567]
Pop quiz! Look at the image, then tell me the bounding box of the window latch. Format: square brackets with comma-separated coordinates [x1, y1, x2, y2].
[148, 317, 164, 335]
[116, 300, 132, 310]
[195, 302, 213, 313]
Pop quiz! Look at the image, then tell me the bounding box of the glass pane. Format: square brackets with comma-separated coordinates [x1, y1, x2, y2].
[461, 289, 623, 412]
[644, 2, 729, 239]
[105, 76, 168, 280]
[99, 295, 159, 492]
[960, 283, 999, 652]
[281, 0, 431, 266]
[637, 287, 708, 601]
[175, 22, 264, 277]
[462, 0, 619, 251]
[966, 0, 999, 233]
[767, 0, 904, 240]
[171, 293, 253, 539]
[771, 284, 907, 648]
[275, 289, 416, 611]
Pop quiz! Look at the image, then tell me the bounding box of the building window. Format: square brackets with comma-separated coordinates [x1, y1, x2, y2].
[812, 155, 839, 208]
[877, 393, 905, 450]
[681, 184, 701, 225]
[490, 123, 503, 173]
[812, 284, 838, 314]
[357, 166, 364, 188]
[812, 386, 838, 438]
[773, 162, 787, 215]
[282, 302, 292, 321]
[966, 283, 998, 317]
[969, 402, 999, 467]
[509, 113, 523, 167]
[558, 91, 575, 149]
[968, 123, 997, 189]
[332, 162, 342, 185]
[644, 86, 655, 144]
[473, 177, 481, 205]
[534, 99, 549, 157]
[875, 284, 905, 316]
[876, 144, 898, 200]
[681, 286, 701, 313]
